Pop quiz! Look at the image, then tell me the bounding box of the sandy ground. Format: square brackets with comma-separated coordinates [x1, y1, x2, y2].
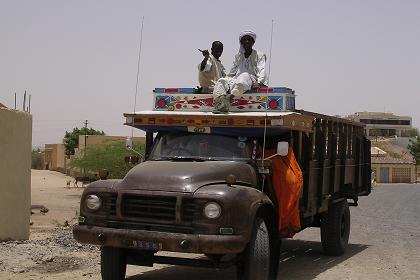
[1, 170, 420, 279]
[30, 170, 83, 227]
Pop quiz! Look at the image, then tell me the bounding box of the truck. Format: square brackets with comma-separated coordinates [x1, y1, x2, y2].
[73, 87, 371, 280]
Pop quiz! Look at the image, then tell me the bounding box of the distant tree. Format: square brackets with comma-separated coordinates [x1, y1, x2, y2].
[408, 136, 420, 165]
[31, 148, 44, 169]
[63, 127, 105, 156]
[70, 141, 145, 179]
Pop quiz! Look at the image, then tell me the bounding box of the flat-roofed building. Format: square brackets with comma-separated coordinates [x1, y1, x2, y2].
[44, 143, 65, 172]
[0, 107, 32, 240]
[77, 135, 145, 152]
[67, 135, 145, 177]
[45, 135, 145, 176]
[348, 112, 412, 137]
[371, 140, 416, 183]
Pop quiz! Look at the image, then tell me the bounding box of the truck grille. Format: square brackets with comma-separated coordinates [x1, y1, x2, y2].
[182, 199, 196, 223]
[98, 192, 117, 216]
[122, 194, 177, 221]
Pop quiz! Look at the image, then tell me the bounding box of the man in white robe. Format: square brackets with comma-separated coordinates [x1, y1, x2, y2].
[212, 31, 267, 112]
[198, 41, 225, 93]
[213, 31, 267, 96]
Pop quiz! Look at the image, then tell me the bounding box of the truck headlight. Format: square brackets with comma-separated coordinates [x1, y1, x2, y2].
[86, 194, 102, 211]
[203, 202, 222, 219]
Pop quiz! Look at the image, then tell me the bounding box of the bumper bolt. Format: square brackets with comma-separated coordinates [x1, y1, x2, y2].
[97, 233, 106, 242]
[179, 240, 191, 250]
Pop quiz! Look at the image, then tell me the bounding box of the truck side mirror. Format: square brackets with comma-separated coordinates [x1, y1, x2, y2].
[126, 137, 134, 150]
[277, 141, 289, 156]
[125, 137, 144, 163]
[264, 141, 289, 160]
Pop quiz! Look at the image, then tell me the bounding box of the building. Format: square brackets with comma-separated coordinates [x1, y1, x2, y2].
[0, 106, 32, 240]
[417, 167, 420, 183]
[371, 140, 416, 183]
[44, 143, 65, 172]
[348, 112, 412, 137]
[44, 135, 145, 175]
[66, 135, 145, 177]
[77, 135, 145, 153]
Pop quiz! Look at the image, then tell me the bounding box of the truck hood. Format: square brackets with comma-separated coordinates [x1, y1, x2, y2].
[119, 160, 257, 193]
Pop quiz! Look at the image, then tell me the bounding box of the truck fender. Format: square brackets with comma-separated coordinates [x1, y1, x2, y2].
[245, 197, 278, 244]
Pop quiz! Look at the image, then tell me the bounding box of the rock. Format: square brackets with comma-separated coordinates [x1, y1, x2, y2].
[12, 267, 25, 273]
[42, 255, 54, 263]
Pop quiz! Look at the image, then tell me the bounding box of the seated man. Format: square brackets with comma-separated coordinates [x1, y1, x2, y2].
[213, 31, 267, 111]
[198, 41, 225, 93]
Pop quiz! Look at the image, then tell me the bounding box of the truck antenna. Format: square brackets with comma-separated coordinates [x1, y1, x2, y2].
[261, 19, 275, 193]
[131, 16, 145, 138]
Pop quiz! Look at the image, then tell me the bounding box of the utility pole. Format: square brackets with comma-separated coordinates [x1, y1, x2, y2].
[84, 120, 88, 157]
[83, 120, 88, 176]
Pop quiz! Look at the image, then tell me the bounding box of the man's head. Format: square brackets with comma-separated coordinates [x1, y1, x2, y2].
[239, 31, 256, 53]
[211, 41, 223, 59]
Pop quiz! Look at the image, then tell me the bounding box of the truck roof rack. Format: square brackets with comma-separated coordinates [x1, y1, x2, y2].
[124, 110, 314, 136]
[123, 87, 364, 135]
[152, 87, 295, 112]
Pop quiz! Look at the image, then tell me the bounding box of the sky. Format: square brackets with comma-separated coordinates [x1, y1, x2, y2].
[1, 0, 419, 147]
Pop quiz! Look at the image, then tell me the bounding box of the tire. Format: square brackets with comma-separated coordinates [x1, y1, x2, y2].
[321, 199, 351, 256]
[237, 218, 270, 280]
[101, 246, 127, 280]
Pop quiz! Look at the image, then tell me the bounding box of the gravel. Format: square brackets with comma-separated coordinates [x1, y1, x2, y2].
[0, 226, 99, 278]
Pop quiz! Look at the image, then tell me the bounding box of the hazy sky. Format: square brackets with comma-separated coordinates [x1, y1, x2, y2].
[1, 0, 419, 147]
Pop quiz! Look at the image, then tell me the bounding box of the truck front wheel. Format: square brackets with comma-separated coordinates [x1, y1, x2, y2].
[236, 217, 270, 280]
[101, 246, 127, 280]
[321, 199, 350, 256]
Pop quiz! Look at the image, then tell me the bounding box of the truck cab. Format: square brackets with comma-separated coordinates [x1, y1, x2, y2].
[73, 87, 371, 280]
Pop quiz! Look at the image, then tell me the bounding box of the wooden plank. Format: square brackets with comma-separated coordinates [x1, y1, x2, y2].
[124, 112, 314, 133]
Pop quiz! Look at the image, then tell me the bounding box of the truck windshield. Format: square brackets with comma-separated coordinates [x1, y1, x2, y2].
[149, 133, 253, 161]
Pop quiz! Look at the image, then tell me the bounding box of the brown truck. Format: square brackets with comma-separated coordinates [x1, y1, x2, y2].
[73, 87, 371, 280]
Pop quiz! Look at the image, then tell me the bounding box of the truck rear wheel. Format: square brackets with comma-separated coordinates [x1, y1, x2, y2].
[321, 199, 350, 256]
[101, 246, 127, 280]
[236, 217, 270, 280]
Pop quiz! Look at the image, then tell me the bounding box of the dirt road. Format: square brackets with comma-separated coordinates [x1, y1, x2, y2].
[1, 170, 419, 279]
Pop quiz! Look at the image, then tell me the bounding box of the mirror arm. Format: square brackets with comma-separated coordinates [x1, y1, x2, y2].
[127, 146, 143, 157]
[263, 154, 278, 160]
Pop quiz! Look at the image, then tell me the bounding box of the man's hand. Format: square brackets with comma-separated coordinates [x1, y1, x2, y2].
[199, 49, 210, 71]
[199, 49, 210, 57]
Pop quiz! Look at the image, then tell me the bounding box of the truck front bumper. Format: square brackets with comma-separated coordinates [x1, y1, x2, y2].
[73, 225, 247, 254]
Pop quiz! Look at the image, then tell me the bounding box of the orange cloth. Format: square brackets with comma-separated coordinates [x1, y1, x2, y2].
[265, 148, 303, 237]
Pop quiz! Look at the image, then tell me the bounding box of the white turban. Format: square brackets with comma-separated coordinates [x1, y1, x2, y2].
[238, 30, 256, 53]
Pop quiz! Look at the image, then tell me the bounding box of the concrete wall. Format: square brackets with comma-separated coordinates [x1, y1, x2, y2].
[0, 108, 32, 240]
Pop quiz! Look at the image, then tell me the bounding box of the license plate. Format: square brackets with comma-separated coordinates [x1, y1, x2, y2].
[130, 240, 162, 251]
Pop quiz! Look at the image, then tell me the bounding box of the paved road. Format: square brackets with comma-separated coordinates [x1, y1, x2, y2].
[125, 183, 420, 280]
[3, 181, 419, 279]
